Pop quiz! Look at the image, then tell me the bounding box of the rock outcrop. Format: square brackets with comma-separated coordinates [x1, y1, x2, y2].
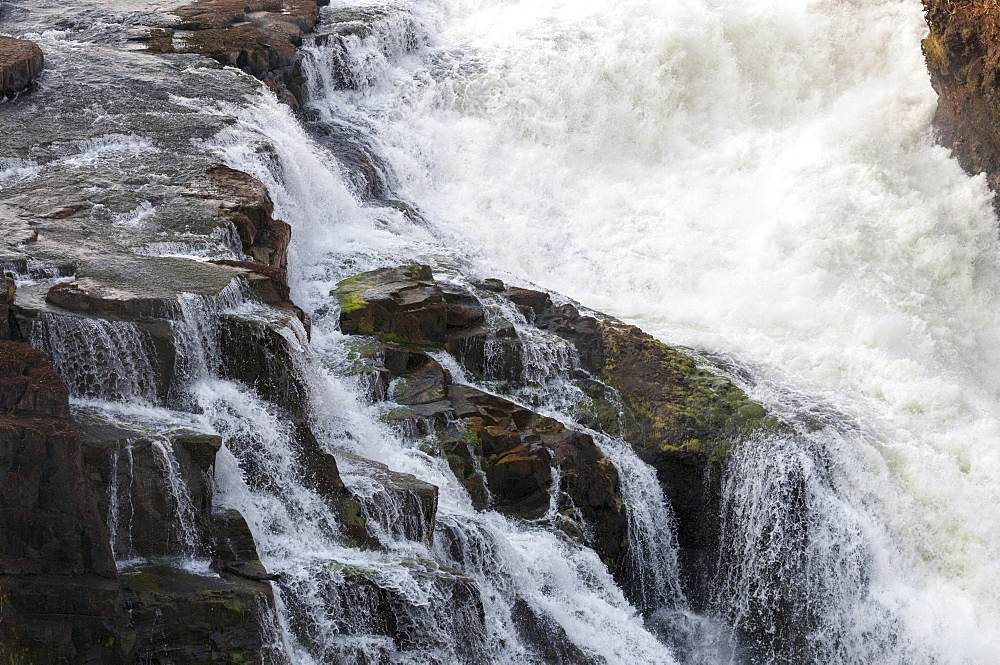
[518, 286, 775, 607]
[0, 342, 134, 664]
[149, 0, 331, 107]
[333, 265, 778, 596]
[923, 1, 1000, 206]
[0, 36, 43, 98]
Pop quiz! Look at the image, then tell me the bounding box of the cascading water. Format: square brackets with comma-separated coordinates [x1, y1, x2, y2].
[16, 0, 1000, 660]
[31, 313, 159, 402]
[197, 0, 1000, 661]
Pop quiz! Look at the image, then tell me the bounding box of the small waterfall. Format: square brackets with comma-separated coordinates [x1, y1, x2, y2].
[150, 437, 203, 559]
[712, 427, 932, 665]
[31, 313, 158, 402]
[106, 442, 136, 561]
[171, 279, 247, 386]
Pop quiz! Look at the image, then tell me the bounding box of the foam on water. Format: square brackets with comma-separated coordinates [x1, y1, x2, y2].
[271, 0, 1000, 660]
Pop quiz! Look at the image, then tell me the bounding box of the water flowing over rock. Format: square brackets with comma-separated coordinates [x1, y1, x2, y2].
[5, 0, 1000, 660]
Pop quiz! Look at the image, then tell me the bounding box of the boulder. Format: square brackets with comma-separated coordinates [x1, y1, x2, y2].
[0, 36, 43, 98]
[336, 265, 451, 344]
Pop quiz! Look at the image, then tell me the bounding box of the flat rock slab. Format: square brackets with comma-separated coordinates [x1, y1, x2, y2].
[0, 36, 43, 98]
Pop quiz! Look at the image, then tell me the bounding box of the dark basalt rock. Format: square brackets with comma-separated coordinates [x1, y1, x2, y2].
[204, 165, 292, 270]
[336, 451, 440, 546]
[121, 563, 288, 665]
[211, 509, 277, 581]
[0, 36, 44, 99]
[447, 385, 626, 566]
[78, 418, 221, 559]
[524, 289, 775, 607]
[0, 342, 134, 664]
[335, 266, 524, 383]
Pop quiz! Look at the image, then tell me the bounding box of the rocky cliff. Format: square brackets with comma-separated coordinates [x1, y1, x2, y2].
[923, 0, 1000, 205]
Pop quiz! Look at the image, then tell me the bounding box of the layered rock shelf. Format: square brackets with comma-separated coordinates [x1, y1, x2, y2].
[5, 0, 990, 660]
[334, 264, 777, 603]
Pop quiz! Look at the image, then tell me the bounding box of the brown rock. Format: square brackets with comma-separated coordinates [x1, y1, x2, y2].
[336, 265, 450, 344]
[205, 165, 291, 269]
[0, 341, 133, 663]
[923, 1, 1000, 209]
[0, 36, 43, 98]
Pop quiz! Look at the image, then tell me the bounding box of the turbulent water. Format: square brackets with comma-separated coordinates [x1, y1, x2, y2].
[203, 0, 1000, 661]
[12, 0, 1000, 661]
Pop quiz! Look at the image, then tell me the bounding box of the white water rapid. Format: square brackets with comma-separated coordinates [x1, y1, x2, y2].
[205, 0, 1000, 661]
[24, 0, 1000, 661]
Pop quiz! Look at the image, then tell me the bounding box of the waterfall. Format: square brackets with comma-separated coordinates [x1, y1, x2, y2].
[31, 314, 159, 402]
[17, 0, 1000, 661]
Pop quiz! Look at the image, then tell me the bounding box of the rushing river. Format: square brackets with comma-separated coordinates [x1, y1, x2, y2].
[221, 0, 1000, 659]
[9, 0, 1000, 661]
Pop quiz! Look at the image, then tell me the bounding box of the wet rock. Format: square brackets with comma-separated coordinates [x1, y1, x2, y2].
[168, 0, 327, 107]
[219, 311, 309, 415]
[0, 342, 133, 664]
[334, 265, 526, 382]
[122, 562, 288, 665]
[532, 298, 775, 607]
[211, 509, 277, 581]
[337, 452, 439, 546]
[445, 319, 524, 384]
[205, 165, 291, 269]
[47, 277, 173, 320]
[535, 301, 605, 373]
[280, 558, 487, 664]
[923, 1, 1000, 208]
[390, 351, 450, 406]
[504, 286, 552, 322]
[0, 276, 19, 341]
[0, 340, 70, 418]
[77, 417, 220, 559]
[336, 264, 451, 344]
[448, 385, 627, 564]
[0, 36, 44, 98]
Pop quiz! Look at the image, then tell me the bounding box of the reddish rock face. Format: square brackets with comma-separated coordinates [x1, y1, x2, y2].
[155, 0, 329, 107]
[923, 2, 1000, 205]
[0, 36, 43, 99]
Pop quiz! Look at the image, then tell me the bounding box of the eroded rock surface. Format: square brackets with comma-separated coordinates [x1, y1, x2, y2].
[152, 0, 330, 107]
[923, 1, 1000, 205]
[334, 265, 777, 605]
[0, 36, 43, 98]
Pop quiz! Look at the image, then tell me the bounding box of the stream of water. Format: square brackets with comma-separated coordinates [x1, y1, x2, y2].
[11, 0, 1000, 661]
